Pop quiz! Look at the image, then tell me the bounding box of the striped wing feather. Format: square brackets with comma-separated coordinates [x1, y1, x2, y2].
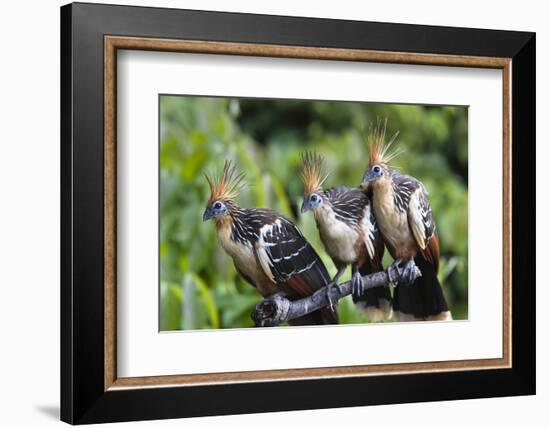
[361, 200, 384, 265]
[326, 186, 368, 226]
[254, 216, 337, 322]
[328, 187, 384, 267]
[407, 185, 440, 273]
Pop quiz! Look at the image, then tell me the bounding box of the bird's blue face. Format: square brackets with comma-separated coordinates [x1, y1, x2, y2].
[203, 200, 228, 221]
[362, 164, 385, 183]
[301, 193, 323, 213]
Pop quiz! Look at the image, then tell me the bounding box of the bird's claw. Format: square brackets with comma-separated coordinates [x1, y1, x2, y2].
[351, 271, 364, 302]
[325, 282, 340, 312]
[388, 257, 420, 286]
[403, 257, 418, 284]
[387, 261, 400, 284]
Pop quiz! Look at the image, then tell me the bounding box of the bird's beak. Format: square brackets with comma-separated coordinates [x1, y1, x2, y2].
[362, 169, 376, 183]
[300, 199, 310, 214]
[202, 208, 213, 222]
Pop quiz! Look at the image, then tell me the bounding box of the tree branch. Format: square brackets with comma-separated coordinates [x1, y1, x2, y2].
[251, 262, 421, 327]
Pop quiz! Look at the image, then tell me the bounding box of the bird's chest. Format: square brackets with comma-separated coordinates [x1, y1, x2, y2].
[216, 223, 276, 296]
[373, 190, 417, 258]
[315, 208, 360, 265]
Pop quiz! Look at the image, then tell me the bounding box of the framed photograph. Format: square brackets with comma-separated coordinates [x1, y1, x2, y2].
[61, 2, 535, 424]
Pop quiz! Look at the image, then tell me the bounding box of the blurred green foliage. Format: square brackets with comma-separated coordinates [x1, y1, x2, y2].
[160, 95, 468, 330]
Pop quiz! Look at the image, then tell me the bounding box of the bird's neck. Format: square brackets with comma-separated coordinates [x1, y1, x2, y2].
[214, 213, 233, 230]
[371, 177, 395, 208]
[312, 200, 335, 228]
[371, 176, 401, 231]
[312, 202, 353, 243]
[214, 204, 242, 245]
[214, 214, 233, 246]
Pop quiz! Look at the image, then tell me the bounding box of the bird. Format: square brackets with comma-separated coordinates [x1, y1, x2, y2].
[300, 152, 392, 322]
[361, 120, 452, 321]
[202, 160, 338, 326]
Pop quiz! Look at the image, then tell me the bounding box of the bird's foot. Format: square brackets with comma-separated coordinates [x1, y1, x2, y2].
[387, 259, 405, 284]
[402, 257, 418, 284]
[351, 270, 364, 302]
[325, 282, 341, 312]
[388, 257, 420, 286]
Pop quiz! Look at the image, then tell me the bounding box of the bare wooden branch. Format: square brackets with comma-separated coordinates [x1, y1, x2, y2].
[251, 263, 421, 327]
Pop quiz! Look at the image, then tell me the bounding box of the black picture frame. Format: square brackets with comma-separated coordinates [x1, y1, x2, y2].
[61, 2, 535, 424]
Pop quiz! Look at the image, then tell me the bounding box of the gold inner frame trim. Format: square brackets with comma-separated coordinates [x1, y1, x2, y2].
[104, 35, 512, 391]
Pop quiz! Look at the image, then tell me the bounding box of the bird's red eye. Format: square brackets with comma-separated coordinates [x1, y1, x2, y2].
[214, 202, 222, 209]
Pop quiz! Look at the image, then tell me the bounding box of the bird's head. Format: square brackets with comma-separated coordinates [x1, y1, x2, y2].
[301, 192, 324, 213]
[362, 164, 386, 183]
[203, 160, 244, 223]
[203, 199, 230, 221]
[361, 118, 401, 189]
[300, 151, 330, 214]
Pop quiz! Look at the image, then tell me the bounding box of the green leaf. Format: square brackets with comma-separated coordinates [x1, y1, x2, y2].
[191, 273, 220, 329]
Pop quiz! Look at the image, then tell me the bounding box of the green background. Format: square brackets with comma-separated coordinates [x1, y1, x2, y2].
[160, 95, 468, 330]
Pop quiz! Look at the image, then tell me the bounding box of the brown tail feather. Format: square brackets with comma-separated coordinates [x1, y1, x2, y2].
[393, 254, 449, 320]
[356, 261, 393, 322]
[284, 275, 338, 324]
[421, 233, 440, 274]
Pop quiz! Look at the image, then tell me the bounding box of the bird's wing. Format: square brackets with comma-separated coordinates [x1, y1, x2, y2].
[328, 187, 384, 265]
[328, 186, 367, 226]
[360, 200, 385, 266]
[407, 185, 440, 272]
[255, 217, 331, 293]
[254, 216, 338, 323]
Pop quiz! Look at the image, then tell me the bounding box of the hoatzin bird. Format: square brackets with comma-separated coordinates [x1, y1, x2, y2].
[203, 161, 338, 325]
[300, 152, 392, 322]
[361, 122, 452, 321]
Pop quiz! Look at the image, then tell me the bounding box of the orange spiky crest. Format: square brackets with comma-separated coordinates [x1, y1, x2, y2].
[205, 160, 245, 205]
[300, 151, 330, 195]
[367, 118, 402, 167]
